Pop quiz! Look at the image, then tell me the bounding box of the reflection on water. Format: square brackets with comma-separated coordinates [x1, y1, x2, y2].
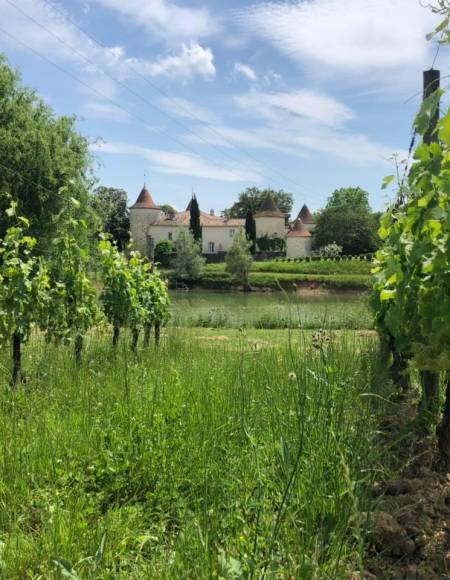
[169, 289, 372, 330]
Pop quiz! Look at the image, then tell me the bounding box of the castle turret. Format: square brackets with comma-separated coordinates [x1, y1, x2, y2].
[297, 204, 315, 232]
[286, 217, 312, 258]
[254, 193, 286, 240]
[129, 184, 161, 257]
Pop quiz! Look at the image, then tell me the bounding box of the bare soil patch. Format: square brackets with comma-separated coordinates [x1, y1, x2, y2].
[366, 401, 450, 579]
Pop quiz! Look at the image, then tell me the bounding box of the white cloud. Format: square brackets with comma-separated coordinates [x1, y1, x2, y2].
[235, 89, 354, 127]
[0, 0, 215, 83]
[91, 141, 264, 182]
[159, 97, 217, 124]
[234, 62, 257, 81]
[139, 43, 215, 80]
[237, 0, 439, 87]
[184, 88, 404, 167]
[90, 0, 218, 41]
[80, 101, 130, 122]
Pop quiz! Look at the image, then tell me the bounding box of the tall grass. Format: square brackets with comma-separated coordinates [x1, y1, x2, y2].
[0, 329, 386, 578]
[171, 290, 373, 330]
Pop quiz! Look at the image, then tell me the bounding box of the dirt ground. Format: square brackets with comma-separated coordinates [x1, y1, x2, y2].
[364, 401, 450, 579]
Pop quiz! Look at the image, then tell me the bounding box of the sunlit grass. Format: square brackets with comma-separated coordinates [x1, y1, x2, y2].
[0, 328, 386, 578]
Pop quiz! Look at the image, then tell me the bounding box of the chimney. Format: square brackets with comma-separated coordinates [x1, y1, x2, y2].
[210, 208, 215, 216]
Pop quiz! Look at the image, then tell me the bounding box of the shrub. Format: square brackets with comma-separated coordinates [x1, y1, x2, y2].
[155, 239, 175, 268]
[173, 229, 205, 281]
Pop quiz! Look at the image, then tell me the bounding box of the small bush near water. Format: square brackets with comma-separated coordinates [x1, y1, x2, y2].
[0, 329, 386, 578]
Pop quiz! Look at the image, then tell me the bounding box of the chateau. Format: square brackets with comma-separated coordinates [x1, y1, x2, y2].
[129, 185, 315, 259]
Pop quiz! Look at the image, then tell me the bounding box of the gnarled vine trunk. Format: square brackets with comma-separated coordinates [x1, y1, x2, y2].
[387, 335, 410, 392]
[131, 329, 139, 353]
[112, 324, 120, 348]
[74, 334, 83, 364]
[419, 370, 440, 421]
[11, 332, 22, 386]
[155, 323, 161, 346]
[437, 376, 450, 465]
[144, 325, 152, 347]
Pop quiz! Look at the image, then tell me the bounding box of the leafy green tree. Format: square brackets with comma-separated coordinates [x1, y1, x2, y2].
[91, 187, 130, 250]
[0, 55, 92, 247]
[173, 229, 205, 281]
[155, 239, 175, 267]
[189, 195, 202, 242]
[226, 229, 253, 290]
[0, 205, 49, 384]
[160, 204, 177, 214]
[224, 187, 293, 219]
[312, 187, 379, 255]
[245, 208, 256, 253]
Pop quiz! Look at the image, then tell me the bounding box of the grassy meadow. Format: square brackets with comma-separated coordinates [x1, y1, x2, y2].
[0, 324, 387, 579]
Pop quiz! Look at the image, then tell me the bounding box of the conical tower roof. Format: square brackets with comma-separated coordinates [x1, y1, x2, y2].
[256, 193, 284, 217]
[131, 185, 158, 209]
[298, 204, 314, 224]
[287, 217, 311, 238]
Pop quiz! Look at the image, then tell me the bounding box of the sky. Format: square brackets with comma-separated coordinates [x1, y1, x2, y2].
[0, 0, 449, 216]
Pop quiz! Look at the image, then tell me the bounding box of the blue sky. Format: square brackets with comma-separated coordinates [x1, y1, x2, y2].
[0, 0, 448, 215]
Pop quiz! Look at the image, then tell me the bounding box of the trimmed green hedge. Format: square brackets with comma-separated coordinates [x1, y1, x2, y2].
[202, 259, 372, 276]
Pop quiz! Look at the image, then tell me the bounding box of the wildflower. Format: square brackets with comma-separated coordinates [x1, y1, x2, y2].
[288, 372, 297, 381]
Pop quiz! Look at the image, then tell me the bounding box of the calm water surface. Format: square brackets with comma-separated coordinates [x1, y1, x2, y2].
[170, 289, 371, 329]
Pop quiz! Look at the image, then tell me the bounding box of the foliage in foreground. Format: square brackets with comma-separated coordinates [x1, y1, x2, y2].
[371, 31, 450, 462]
[0, 330, 387, 578]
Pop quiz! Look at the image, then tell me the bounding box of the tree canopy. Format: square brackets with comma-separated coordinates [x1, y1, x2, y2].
[312, 187, 379, 255]
[223, 187, 293, 219]
[91, 186, 130, 250]
[0, 54, 92, 246]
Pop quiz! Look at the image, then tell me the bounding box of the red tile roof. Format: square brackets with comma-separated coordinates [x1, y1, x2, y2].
[152, 210, 244, 228]
[287, 218, 311, 238]
[131, 185, 159, 209]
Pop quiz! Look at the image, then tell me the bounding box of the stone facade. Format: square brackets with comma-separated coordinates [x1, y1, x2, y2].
[129, 185, 315, 258]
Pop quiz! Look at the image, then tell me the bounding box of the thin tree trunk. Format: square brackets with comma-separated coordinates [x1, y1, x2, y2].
[419, 370, 440, 421]
[144, 325, 152, 347]
[74, 334, 83, 364]
[112, 324, 120, 348]
[131, 328, 139, 353]
[155, 323, 161, 346]
[437, 375, 450, 465]
[11, 332, 21, 386]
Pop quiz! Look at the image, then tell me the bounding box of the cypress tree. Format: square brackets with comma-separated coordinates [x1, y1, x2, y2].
[189, 195, 202, 242]
[245, 208, 256, 253]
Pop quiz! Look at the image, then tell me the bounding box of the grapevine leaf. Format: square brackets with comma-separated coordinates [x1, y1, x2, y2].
[381, 175, 395, 190]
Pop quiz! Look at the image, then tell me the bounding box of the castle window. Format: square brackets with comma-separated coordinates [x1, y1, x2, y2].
[229, 229, 235, 238]
[208, 242, 215, 253]
[168, 232, 173, 241]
